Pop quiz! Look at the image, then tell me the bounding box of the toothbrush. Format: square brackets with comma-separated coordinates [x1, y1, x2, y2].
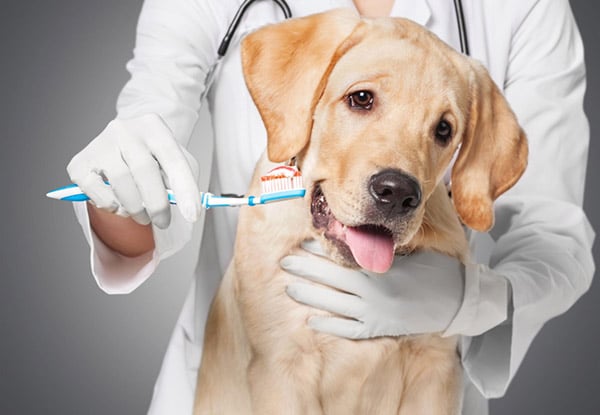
[47, 165, 306, 209]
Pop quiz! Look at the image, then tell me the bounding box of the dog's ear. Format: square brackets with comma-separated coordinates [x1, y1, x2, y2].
[241, 9, 361, 162]
[451, 63, 528, 232]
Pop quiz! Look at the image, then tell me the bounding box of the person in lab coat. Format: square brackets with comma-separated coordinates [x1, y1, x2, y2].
[66, 0, 595, 414]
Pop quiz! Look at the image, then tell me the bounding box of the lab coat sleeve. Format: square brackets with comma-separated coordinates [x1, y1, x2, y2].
[73, 201, 193, 294]
[451, 0, 595, 397]
[116, 0, 235, 143]
[74, 0, 240, 294]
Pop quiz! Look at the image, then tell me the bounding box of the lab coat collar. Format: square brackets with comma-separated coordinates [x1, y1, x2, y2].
[300, 1, 432, 27]
[390, 0, 432, 26]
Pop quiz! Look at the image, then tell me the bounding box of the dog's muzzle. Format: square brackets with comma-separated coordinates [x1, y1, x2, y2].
[310, 170, 422, 274]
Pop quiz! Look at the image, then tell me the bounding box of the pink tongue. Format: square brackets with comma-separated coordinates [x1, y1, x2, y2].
[345, 226, 395, 273]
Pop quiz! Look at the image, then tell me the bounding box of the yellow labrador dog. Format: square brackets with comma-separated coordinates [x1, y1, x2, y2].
[194, 9, 527, 415]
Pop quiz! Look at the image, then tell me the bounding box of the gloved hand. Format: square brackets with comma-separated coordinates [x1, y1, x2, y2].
[282, 240, 468, 339]
[67, 113, 201, 228]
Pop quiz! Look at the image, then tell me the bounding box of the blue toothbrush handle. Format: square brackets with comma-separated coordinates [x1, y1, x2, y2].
[46, 184, 305, 208]
[46, 183, 93, 202]
[46, 183, 179, 204]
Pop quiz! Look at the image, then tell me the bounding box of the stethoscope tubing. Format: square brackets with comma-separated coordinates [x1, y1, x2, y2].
[202, 0, 470, 100]
[452, 0, 470, 56]
[218, 0, 469, 56]
[218, 0, 293, 57]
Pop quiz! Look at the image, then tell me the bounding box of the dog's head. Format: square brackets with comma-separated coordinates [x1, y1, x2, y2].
[241, 9, 527, 273]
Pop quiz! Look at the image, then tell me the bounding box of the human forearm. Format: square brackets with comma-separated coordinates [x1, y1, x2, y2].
[458, 195, 594, 398]
[70, 190, 193, 295]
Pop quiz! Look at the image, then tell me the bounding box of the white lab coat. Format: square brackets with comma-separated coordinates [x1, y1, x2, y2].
[72, 0, 595, 414]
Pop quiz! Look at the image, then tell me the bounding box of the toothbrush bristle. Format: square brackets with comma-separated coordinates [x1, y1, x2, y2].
[261, 176, 304, 194]
[260, 165, 304, 194]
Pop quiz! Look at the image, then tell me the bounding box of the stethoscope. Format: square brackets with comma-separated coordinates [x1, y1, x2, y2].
[201, 0, 469, 99]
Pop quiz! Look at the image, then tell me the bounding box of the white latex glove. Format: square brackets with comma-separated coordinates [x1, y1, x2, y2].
[282, 240, 468, 339]
[67, 113, 201, 228]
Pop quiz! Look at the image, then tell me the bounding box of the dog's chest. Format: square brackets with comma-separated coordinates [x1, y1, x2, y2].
[232, 174, 462, 411]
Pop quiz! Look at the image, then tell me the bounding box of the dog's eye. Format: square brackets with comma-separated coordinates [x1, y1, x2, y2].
[347, 90, 374, 110]
[434, 120, 452, 145]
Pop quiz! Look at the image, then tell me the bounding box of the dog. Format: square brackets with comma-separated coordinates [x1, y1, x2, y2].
[194, 9, 527, 415]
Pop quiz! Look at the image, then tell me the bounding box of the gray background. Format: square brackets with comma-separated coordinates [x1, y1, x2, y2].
[1, 1, 598, 413]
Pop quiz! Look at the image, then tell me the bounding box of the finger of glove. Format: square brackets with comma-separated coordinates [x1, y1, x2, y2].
[67, 153, 117, 211]
[76, 172, 119, 212]
[281, 254, 368, 295]
[145, 127, 200, 223]
[286, 282, 365, 320]
[104, 163, 150, 225]
[180, 145, 200, 181]
[300, 239, 328, 258]
[307, 316, 369, 340]
[120, 137, 171, 229]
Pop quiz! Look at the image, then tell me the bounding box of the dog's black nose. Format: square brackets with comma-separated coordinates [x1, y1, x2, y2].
[369, 169, 421, 217]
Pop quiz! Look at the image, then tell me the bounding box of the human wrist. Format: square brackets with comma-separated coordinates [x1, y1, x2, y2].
[88, 203, 155, 258]
[442, 263, 509, 337]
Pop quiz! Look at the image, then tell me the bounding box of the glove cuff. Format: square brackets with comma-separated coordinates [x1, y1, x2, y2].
[442, 263, 509, 337]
